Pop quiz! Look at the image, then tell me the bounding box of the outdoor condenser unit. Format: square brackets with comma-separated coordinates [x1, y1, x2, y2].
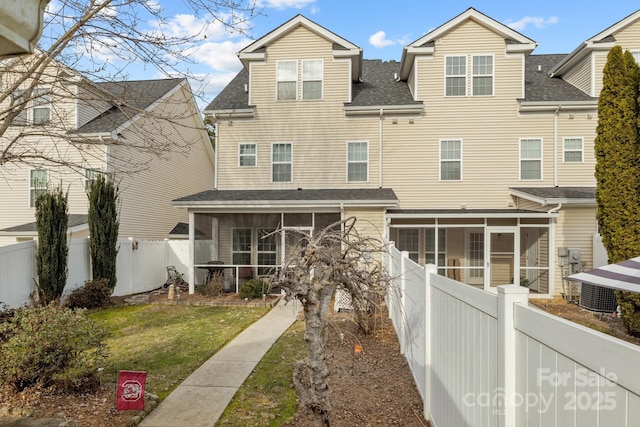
[579, 283, 617, 313]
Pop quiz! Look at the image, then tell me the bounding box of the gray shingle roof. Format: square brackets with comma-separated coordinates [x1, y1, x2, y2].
[0, 214, 88, 233]
[173, 188, 398, 204]
[524, 55, 597, 103]
[511, 187, 596, 200]
[204, 69, 250, 112]
[348, 60, 421, 107]
[75, 78, 185, 134]
[207, 53, 597, 112]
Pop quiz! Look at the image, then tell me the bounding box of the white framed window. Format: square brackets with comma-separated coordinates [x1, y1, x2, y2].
[12, 87, 51, 125]
[398, 228, 419, 263]
[632, 51, 640, 64]
[232, 228, 252, 265]
[472, 55, 493, 96]
[276, 60, 297, 101]
[440, 139, 462, 181]
[445, 56, 466, 96]
[563, 137, 583, 163]
[272, 143, 292, 182]
[520, 138, 542, 180]
[239, 143, 257, 167]
[302, 59, 323, 100]
[84, 168, 102, 190]
[29, 169, 48, 207]
[347, 141, 368, 182]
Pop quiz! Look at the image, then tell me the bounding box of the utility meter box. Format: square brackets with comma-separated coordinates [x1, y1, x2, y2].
[567, 249, 581, 273]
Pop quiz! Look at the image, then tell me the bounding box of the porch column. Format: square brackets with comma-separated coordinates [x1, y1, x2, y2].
[188, 211, 195, 294]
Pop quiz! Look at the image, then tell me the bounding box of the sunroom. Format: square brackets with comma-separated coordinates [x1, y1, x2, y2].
[387, 209, 558, 295]
[172, 188, 398, 293]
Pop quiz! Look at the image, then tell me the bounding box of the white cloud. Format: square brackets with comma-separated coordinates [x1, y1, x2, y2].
[188, 38, 252, 72]
[310, 5, 320, 14]
[255, 0, 317, 10]
[506, 16, 559, 31]
[368, 31, 396, 48]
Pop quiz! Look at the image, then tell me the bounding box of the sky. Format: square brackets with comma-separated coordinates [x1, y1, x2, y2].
[52, 1, 640, 107]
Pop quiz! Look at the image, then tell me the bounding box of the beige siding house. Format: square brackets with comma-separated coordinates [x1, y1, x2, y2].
[175, 8, 640, 297]
[0, 57, 215, 245]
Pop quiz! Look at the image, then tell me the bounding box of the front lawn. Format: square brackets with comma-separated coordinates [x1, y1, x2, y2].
[89, 304, 269, 400]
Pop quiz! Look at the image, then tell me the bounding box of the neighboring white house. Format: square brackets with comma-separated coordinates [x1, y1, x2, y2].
[0, 55, 215, 245]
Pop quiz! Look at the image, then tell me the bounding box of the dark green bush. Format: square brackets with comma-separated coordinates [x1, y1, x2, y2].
[239, 278, 267, 299]
[0, 304, 107, 392]
[65, 279, 113, 310]
[617, 291, 640, 337]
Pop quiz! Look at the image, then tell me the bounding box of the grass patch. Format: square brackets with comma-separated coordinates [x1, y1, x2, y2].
[217, 320, 306, 427]
[89, 304, 268, 400]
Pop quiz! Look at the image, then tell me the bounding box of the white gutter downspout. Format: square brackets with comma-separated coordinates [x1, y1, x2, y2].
[547, 203, 562, 214]
[379, 108, 383, 187]
[553, 106, 560, 187]
[213, 119, 219, 189]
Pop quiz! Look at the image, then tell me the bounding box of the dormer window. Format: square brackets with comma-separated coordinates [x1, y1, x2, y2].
[445, 56, 466, 96]
[472, 55, 493, 96]
[276, 59, 323, 101]
[302, 59, 323, 100]
[445, 55, 494, 97]
[277, 61, 297, 100]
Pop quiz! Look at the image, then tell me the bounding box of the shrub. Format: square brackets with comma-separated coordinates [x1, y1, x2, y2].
[616, 291, 640, 337]
[35, 185, 69, 305]
[0, 304, 107, 392]
[88, 174, 119, 292]
[65, 279, 113, 310]
[239, 278, 267, 299]
[198, 272, 224, 297]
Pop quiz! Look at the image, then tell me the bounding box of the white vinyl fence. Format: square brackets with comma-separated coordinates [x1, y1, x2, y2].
[0, 238, 189, 308]
[386, 245, 640, 427]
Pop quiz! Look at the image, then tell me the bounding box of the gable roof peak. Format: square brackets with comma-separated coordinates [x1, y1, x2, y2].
[399, 8, 537, 80]
[238, 14, 362, 80]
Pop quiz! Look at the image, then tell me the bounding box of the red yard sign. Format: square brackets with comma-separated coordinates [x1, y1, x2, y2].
[116, 370, 147, 411]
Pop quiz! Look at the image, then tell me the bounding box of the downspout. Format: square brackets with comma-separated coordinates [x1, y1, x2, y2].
[213, 119, 219, 189]
[553, 106, 560, 187]
[379, 109, 383, 187]
[547, 203, 562, 214]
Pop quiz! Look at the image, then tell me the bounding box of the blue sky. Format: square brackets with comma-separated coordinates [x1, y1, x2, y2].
[55, 1, 640, 106]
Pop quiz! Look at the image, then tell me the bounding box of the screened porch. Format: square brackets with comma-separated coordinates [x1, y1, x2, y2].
[388, 213, 554, 294]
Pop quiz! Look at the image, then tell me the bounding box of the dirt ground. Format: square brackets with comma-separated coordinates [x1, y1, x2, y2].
[3, 292, 637, 426]
[0, 289, 427, 427]
[529, 297, 640, 346]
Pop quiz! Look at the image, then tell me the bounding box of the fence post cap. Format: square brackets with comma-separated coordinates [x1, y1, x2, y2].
[497, 284, 529, 295]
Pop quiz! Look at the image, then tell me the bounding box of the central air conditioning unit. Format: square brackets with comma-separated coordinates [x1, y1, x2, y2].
[579, 283, 617, 313]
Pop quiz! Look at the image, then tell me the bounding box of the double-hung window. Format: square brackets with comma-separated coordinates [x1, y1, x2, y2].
[563, 137, 583, 163]
[232, 229, 252, 265]
[445, 56, 466, 96]
[440, 139, 462, 181]
[84, 168, 101, 190]
[29, 169, 48, 207]
[520, 138, 542, 180]
[347, 141, 368, 182]
[277, 61, 297, 101]
[272, 143, 292, 182]
[239, 143, 257, 167]
[302, 60, 323, 100]
[13, 87, 51, 125]
[472, 55, 493, 96]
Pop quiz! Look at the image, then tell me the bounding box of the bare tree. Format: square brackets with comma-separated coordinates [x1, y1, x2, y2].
[0, 0, 259, 173]
[272, 217, 391, 427]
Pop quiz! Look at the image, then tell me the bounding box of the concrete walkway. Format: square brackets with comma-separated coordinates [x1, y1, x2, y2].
[140, 298, 300, 427]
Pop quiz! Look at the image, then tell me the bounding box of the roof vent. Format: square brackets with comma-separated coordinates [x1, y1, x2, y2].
[537, 65, 542, 72]
[244, 84, 248, 92]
